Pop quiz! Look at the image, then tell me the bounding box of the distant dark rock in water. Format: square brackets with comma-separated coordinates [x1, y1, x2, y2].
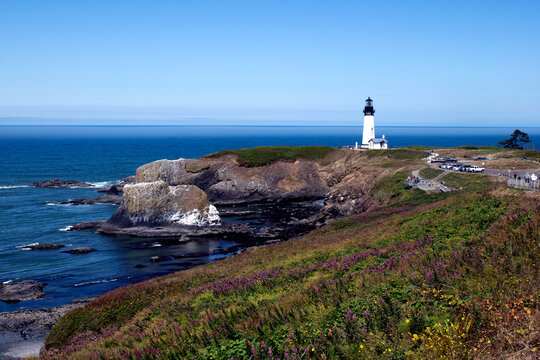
[30, 179, 94, 188]
[62, 185, 122, 205]
[0, 280, 45, 303]
[134, 264, 146, 268]
[96, 176, 137, 193]
[63, 247, 96, 254]
[24, 243, 65, 250]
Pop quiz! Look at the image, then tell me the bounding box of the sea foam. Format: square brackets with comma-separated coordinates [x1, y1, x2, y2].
[74, 278, 118, 287]
[0, 185, 28, 189]
[46, 202, 73, 206]
[89, 181, 116, 188]
[16, 242, 39, 250]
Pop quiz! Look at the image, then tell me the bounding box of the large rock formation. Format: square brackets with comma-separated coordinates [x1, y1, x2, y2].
[70, 149, 402, 238]
[135, 158, 329, 204]
[108, 181, 221, 228]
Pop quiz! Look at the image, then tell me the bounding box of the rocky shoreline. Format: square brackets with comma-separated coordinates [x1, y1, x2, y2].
[0, 299, 93, 359]
[4, 149, 383, 358]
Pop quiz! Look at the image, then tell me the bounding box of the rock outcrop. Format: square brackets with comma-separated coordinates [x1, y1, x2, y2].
[30, 179, 94, 188]
[0, 280, 45, 303]
[63, 247, 96, 254]
[108, 181, 221, 228]
[69, 149, 399, 238]
[135, 158, 329, 204]
[23, 244, 65, 250]
[96, 176, 137, 193]
[62, 185, 122, 205]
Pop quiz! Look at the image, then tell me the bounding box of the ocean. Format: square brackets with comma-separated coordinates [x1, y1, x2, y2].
[1, 125, 539, 312]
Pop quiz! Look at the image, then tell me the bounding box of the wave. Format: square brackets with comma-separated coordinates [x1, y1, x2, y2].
[74, 278, 118, 287]
[46, 202, 73, 206]
[2, 280, 13, 284]
[89, 181, 116, 188]
[151, 242, 162, 247]
[59, 225, 73, 231]
[15, 242, 39, 250]
[0, 185, 28, 189]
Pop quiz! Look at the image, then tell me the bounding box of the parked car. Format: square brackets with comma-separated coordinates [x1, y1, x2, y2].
[445, 158, 458, 163]
[474, 157, 488, 161]
[451, 164, 463, 171]
[459, 165, 472, 172]
[469, 166, 485, 173]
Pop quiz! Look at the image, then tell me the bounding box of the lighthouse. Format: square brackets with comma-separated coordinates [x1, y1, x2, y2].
[360, 97, 388, 149]
[361, 97, 375, 148]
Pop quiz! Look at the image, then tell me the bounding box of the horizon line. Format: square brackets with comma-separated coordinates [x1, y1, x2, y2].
[1, 125, 539, 129]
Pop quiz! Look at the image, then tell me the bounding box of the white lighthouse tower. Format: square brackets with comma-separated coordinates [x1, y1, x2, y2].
[361, 97, 375, 148]
[360, 97, 388, 149]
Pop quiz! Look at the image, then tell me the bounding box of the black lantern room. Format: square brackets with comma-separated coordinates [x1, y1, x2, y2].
[363, 97, 375, 115]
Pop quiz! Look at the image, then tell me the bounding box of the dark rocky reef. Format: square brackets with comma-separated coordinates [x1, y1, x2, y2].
[62, 185, 122, 205]
[73, 220, 256, 239]
[0, 280, 45, 303]
[62, 247, 96, 254]
[23, 244, 64, 250]
[96, 176, 137, 193]
[30, 179, 94, 188]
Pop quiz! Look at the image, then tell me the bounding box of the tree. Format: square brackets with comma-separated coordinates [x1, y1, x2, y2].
[498, 129, 532, 149]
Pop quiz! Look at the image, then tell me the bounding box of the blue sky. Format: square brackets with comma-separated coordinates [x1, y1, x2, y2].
[0, 0, 539, 126]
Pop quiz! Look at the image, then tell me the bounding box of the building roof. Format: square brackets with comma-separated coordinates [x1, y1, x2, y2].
[369, 138, 388, 143]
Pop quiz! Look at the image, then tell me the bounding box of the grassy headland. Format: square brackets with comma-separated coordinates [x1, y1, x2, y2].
[42, 147, 539, 360]
[206, 146, 336, 167]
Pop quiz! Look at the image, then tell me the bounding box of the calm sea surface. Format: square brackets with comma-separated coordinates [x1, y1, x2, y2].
[1, 126, 538, 312]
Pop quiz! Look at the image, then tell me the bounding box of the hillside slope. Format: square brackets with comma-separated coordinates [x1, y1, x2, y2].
[42, 188, 539, 359]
